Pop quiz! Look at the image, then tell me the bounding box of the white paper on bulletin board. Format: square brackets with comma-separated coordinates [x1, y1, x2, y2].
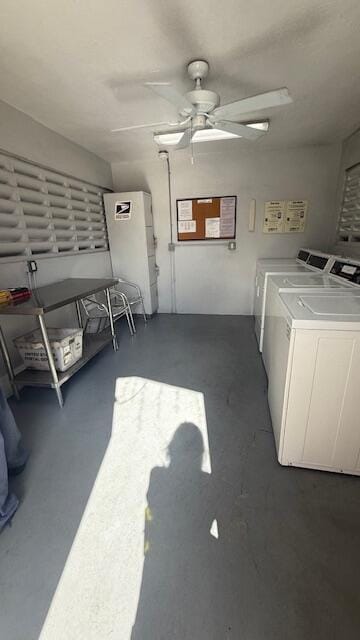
[205, 217, 220, 238]
[284, 200, 308, 233]
[178, 220, 196, 233]
[220, 196, 236, 237]
[178, 200, 193, 221]
[263, 201, 286, 233]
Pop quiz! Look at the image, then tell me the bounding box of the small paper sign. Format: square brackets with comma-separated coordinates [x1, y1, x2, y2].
[178, 220, 196, 233]
[284, 200, 308, 233]
[263, 201, 286, 233]
[178, 200, 193, 221]
[205, 217, 220, 238]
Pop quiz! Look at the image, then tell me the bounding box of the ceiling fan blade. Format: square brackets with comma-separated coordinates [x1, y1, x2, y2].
[111, 121, 170, 133]
[175, 127, 192, 150]
[215, 121, 265, 140]
[145, 82, 196, 115]
[212, 88, 292, 121]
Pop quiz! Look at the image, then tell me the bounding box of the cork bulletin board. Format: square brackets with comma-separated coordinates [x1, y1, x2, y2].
[176, 196, 237, 241]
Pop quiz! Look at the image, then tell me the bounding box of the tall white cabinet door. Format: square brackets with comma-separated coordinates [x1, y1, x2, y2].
[146, 226, 155, 257]
[148, 256, 157, 285]
[104, 191, 158, 315]
[143, 193, 153, 227]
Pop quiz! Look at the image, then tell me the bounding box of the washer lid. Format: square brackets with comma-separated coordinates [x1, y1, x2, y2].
[270, 273, 350, 288]
[300, 295, 360, 315]
[260, 265, 309, 277]
[280, 290, 360, 329]
[257, 258, 297, 269]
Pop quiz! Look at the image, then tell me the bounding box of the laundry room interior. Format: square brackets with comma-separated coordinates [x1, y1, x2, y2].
[0, 2, 360, 639]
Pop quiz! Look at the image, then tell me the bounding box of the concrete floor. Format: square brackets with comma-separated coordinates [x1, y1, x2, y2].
[0, 315, 360, 639]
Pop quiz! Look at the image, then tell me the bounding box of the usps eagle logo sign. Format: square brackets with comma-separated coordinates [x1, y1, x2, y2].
[114, 200, 132, 220]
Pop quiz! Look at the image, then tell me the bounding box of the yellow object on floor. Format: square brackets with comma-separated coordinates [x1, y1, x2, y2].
[0, 291, 12, 304]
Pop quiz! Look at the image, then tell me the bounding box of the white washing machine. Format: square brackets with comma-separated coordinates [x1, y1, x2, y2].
[256, 246, 310, 273]
[262, 264, 358, 375]
[254, 249, 339, 352]
[267, 282, 360, 475]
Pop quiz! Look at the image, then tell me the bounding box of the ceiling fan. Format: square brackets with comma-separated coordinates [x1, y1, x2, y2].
[111, 60, 293, 149]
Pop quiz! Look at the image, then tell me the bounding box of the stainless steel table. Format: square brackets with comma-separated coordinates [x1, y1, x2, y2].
[0, 278, 119, 407]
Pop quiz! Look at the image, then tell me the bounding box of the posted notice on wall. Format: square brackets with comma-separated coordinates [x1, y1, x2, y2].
[284, 200, 308, 233]
[177, 200, 193, 221]
[220, 196, 236, 237]
[263, 201, 286, 233]
[114, 200, 132, 220]
[205, 217, 220, 238]
[263, 199, 308, 233]
[178, 220, 196, 233]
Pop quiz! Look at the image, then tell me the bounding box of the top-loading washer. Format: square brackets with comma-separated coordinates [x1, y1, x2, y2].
[256, 246, 310, 274]
[266, 282, 360, 475]
[254, 249, 341, 352]
[262, 258, 360, 375]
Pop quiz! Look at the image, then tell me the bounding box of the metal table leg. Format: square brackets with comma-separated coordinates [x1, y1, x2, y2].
[75, 299, 83, 328]
[105, 288, 119, 351]
[125, 308, 135, 336]
[0, 325, 20, 399]
[38, 315, 64, 408]
[128, 305, 136, 335]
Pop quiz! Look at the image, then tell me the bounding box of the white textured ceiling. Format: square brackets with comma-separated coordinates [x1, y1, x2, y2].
[0, 0, 360, 162]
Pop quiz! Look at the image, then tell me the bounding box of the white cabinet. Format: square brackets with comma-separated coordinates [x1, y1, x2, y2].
[104, 191, 158, 315]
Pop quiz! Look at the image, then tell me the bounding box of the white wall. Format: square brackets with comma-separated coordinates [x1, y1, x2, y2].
[0, 100, 113, 382]
[332, 128, 360, 258]
[0, 100, 112, 187]
[112, 143, 341, 315]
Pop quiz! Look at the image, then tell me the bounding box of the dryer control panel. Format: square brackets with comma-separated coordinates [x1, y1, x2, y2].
[330, 260, 360, 285]
[306, 254, 329, 271]
[296, 249, 310, 263]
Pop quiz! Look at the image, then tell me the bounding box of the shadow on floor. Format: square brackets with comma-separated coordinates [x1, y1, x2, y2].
[131, 422, 226, 639]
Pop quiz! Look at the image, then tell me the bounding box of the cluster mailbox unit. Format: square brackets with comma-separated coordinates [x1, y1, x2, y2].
[104, 191, 158, 315]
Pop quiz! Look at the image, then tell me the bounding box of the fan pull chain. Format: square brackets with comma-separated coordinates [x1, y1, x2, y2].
[190, 120, 195, 165]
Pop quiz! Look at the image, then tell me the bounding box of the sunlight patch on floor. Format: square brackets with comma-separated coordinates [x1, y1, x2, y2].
[39, 377, 210, 640]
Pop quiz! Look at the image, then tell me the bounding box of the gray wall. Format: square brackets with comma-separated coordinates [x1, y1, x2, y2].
[332, 128, 360, 258]
[0, 101, 113, 384]
[112, 143, 341, 314]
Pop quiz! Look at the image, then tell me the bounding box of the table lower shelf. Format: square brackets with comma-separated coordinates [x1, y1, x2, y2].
[14, 328, 114, 389]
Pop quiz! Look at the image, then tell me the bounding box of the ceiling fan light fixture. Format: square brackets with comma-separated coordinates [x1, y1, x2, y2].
[246, 121, 269, 131]
[191, 128, 239, 142]
[153, 121, 269, 146]
[153, 131, 185, 145]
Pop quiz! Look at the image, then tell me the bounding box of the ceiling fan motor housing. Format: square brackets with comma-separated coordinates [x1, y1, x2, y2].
[191, 114, 207, 131]
[184, 89, 219, 116]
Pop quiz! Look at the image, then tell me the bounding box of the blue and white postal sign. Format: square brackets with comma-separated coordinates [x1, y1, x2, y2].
[115, 200, 132, 220]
